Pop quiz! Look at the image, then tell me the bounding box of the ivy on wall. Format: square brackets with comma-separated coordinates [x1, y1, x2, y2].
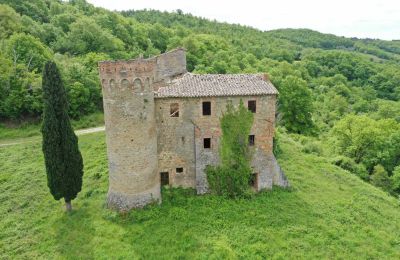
[206, 100, 254, 198]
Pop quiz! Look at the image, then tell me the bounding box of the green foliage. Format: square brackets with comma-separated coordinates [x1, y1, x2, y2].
[331, 156, 369, 181]
[332, 115, 400, 173]
[369, 67, 400, 100]
[55, 17, 124, 55]
[370, 165, 391, 192]
[1, 132, 400, 258]
[0, 0, 50, 23]
[301, 139, 323, 156]
[370, 99, 400, 122]
[0, 52, 42, 119]
[67, 82, 94, 118]
[272, 128, 283, 158]
[269, 29, 354, 49]
[5, 33, 53, 72]
[206, 101, 254, 198]
[277, 75, 314, 134]
[41, 61, 83, 203]
[0, 27, 106, 121]
[0, 112, 104, 141]
[391, 166, 400, 194]
[0, 4, 21, 38]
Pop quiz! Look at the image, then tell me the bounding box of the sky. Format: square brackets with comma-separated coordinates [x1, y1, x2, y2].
[87, 0, 400, 40]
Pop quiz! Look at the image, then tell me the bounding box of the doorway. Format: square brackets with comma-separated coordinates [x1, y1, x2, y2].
[160, 172, 169, 186]
[249, 173, 258, 190]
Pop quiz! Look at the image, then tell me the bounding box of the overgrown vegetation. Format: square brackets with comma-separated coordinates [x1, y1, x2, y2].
[1, 132, 400, 258]
[206, 101, 254, 197]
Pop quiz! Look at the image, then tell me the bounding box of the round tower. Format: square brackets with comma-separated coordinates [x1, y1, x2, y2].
[99, 57, 160, 210]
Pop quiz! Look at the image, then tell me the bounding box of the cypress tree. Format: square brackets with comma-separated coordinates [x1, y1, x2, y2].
[41, 61, 83, 212]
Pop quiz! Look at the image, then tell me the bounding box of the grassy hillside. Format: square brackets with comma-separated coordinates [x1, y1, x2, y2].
[0, 112, 104, 141]
[1, 132, 399, 259]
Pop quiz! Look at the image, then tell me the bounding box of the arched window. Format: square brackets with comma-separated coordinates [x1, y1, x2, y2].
[144, 77, 150, 91]
[121, 79, 129, 89]
[101, 79, 106, 88]
[133, 78, 142, 92]
[109, 79, 116, 88]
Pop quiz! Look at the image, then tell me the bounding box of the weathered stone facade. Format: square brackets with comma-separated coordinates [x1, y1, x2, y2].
[98, 49, 288, 210]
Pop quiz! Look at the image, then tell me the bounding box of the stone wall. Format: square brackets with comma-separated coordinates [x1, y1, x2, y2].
[99, 58, 157, 210]
[155, 97, 197, 188]
[154, 48, 187, 84]
[98, 49, 189, 210]
[155, 95, 288, 193]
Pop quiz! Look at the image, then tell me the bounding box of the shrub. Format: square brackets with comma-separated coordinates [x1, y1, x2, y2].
[301, 139, 323, 156]
[370, 164, 391, 192]
[332, 156, 369, 181]
[273, 129, 283, 158]
[390, 166, 400, 194]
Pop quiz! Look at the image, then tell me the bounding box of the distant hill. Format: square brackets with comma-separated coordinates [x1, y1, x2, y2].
[0, 0, 399, 121]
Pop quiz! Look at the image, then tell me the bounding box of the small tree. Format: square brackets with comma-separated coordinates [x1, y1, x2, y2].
[41, 61, 83, 211]
[370, 164, 391, 192]
[391, 166, 400, 194]
[206, 100, 254, 198]
[278, 75, 314, 134]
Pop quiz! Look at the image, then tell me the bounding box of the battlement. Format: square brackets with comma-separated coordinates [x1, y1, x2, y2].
[98, 48, 187, 90]
[98, 56, 156, 76]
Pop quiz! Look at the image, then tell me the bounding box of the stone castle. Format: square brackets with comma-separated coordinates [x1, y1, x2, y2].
[98, 49, 288, 210]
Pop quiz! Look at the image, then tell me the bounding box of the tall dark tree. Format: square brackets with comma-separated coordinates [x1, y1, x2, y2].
[41, 61, 83, 212]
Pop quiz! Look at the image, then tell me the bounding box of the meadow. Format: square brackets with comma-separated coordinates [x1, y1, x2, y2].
[0, 112, 104, 142]
[1, 132, 399, 259]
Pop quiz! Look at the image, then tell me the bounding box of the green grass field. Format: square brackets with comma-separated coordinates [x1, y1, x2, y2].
[1, 132, 399, 259]
[0, 112, 104, 141]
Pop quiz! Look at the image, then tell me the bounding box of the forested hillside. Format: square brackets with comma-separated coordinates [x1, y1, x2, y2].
[0, 0, 399, 194]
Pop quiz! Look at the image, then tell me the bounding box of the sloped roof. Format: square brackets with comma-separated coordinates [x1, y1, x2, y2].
[155, 73, 278, 98]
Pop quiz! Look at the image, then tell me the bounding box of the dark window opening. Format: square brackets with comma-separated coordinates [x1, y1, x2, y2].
[204, 138, 211, 149]
[170, 103, 179, 117]
[249, 135, 255, 146]
[160, 172, 169, 186]
[176, 167, 183, 173]
[248, 100, 256, 113]
[249, 173, 258, 189]
[202, 101, 211, 116]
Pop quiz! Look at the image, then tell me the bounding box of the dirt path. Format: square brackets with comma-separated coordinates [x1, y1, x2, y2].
[0, 126, 105, 148]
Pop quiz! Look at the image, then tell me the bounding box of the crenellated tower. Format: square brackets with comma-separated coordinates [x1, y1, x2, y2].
[98, 49, 186, 210]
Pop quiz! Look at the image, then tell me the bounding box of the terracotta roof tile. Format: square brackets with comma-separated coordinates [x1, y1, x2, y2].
[155, 73, 278, 98]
